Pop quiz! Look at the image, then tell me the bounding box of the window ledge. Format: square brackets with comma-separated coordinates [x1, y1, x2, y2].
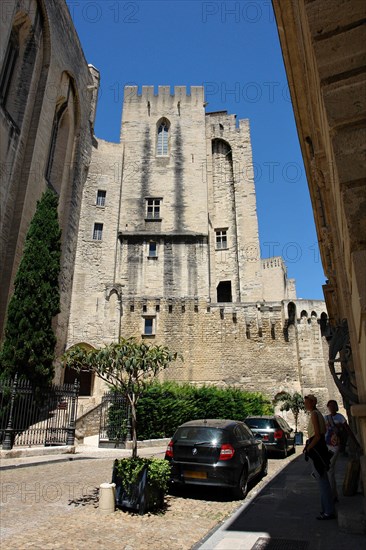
[95, 205, 105, 208]
[142, 334, 156, 338]
[215, 247, 228, 251]
[145, 218, 162, 222]
[147, 256, 158, 260]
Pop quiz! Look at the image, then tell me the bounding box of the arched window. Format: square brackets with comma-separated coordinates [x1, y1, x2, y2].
[212, 138, 233, 186]
[45, 100, 68, 188]
[287, 302, 296, 325]
[45, 74, 77, 199]
[320, 312, 328, 337]
[212, 138, 232, 159]
[156, 119, 170, 156]
[0, 8, 43, 128]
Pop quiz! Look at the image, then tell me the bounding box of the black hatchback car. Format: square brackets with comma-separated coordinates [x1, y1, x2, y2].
[165, 419, 267, 499]
[244, 415, 296, 457]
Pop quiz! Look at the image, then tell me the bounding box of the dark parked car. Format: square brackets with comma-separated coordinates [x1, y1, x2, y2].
[164, 419, 267, 499]
[244, 415, 296, 457]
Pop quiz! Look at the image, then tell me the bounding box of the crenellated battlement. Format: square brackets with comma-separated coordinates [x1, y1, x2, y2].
[123, 85, 205, 102]
[262, 257, 286, 270]
[206, 110, 250, 138]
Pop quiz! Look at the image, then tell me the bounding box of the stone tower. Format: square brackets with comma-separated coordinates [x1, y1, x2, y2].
[119, 85, 209, 300]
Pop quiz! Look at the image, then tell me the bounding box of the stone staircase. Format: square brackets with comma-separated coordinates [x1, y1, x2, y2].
[75, 401, 102, 443]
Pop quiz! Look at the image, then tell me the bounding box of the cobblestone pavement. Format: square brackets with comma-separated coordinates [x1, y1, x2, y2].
[0, 451, 298, 549]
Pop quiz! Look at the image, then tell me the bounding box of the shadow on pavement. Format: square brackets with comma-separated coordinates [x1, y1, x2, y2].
[212, 454, 365, 550]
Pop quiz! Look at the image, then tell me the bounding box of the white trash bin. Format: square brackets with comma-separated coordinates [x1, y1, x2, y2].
[99, 482, 116, 515]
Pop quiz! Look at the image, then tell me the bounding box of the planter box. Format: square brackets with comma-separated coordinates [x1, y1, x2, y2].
[295, 432, 304, 445]
[111, 461, 164, 515]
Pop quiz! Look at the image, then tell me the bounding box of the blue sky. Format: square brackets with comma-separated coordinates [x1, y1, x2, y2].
[67, 0, 326, 299]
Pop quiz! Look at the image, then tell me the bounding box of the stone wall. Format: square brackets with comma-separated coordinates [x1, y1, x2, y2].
[76, 402, 102, 440]
[68, 295, 341, 409]
[0, 0, 98, 364]
[261, 257, 297, 302]
[272, 0, 366, 446]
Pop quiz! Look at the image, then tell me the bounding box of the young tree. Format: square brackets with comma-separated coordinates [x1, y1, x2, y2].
[63, 338, 181, 458]
[0, 189, 61, 387]
[273, 391, 305, 432]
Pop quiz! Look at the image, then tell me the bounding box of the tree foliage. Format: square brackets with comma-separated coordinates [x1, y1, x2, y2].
[0, 189, 61, 387]
[63, 338, 181, 457]
[273, 391, 305, 432]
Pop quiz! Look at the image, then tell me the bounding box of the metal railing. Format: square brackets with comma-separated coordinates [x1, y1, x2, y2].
[0, 374, 79, 449]
[99, 391, 130, 448]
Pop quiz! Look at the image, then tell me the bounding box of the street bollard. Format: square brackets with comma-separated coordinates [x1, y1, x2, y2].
[99, 482, 116, 515]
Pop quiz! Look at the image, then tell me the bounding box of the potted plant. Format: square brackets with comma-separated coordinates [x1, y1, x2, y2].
[112, 456, 171, 514]
[63, 337, 182, 513]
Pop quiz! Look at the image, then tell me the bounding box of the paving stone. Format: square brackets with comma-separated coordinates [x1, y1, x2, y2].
[0, 452, 297, 549]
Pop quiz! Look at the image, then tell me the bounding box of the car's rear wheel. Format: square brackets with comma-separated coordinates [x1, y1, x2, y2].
[233, 467, 248, 499]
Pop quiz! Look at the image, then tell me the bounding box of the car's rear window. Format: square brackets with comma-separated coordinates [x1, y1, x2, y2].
[174, 427, 224, 444]
[245, 418, 275, 430]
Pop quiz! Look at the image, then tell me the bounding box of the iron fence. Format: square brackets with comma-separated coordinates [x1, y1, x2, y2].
[0, 374, 79, 449]
[99, 391, 130, 448]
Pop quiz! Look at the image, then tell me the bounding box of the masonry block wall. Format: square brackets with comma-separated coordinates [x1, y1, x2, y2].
[67, 137, 123, 356]
[0, 0, 98, 361]
[121, 299, 340, 404]
[67, 295, 341, 412]
[261, 257, 297, 302]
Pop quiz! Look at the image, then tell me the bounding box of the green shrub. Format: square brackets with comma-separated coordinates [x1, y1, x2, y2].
[135, 382, 273, 440]
[115, 457, 171, 494]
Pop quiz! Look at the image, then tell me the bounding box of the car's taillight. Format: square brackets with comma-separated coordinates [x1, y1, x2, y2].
[262, 434, 269, 441]
[165, 439, 174, 458]
[274, 429, 283, 439]
[219, 443, 235, 461]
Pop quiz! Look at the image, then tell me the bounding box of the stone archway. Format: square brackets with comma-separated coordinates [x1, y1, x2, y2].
[63, 342, 95, 396]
